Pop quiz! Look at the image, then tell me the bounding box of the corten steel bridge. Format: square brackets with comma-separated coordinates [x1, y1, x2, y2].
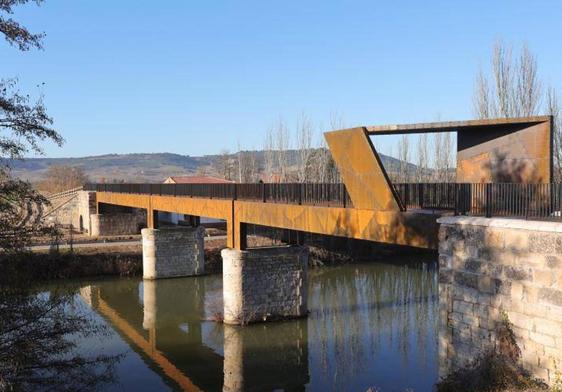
[85, 116, 553, 251]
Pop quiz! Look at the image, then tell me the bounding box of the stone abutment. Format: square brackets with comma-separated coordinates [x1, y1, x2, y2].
[438, 216, 562, 385]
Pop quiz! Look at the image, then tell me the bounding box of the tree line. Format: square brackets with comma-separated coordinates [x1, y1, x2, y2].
[384, 41, 561, 184]
[474, 41, 561, 181]
[211, 112, 342, 184]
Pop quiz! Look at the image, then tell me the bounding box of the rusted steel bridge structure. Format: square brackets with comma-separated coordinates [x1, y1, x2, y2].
[86, 116, 553, 250]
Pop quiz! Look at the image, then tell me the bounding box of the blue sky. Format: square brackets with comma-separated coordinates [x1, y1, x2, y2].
[2, 0, 561, 158]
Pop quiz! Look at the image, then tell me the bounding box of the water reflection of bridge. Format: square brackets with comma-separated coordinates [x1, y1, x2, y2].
[80, 278, 309, 391]
[78, 262, 441, 391]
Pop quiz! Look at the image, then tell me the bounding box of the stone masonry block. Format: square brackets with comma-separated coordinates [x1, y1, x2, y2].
[222, 246, 308, 325]
[439, 218, 562, 386]
[142, 226, 205, 279]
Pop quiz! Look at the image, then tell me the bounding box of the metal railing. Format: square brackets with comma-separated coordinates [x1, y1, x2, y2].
[393, 182, 562, 221]
[84, 182, 562, 221]
[45, 186, 83, 201]
[84, 183, 353, 208]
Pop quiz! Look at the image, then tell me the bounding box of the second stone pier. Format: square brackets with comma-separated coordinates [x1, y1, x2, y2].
[221, 246, 308, 324]
[141, 226, 205, 279]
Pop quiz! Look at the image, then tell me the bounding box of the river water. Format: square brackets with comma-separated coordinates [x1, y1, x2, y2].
[59, 261, 439, 391]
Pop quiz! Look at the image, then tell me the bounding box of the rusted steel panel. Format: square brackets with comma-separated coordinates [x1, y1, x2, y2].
[96, 192, 151, 210]
[366, 116, 551, 135]
[96, 192, 236, 247]
[95, 192, 439, 249]
[364, 116, 551, 184]
[234, 201, 440, 249]
[324, 127, 400, 211]
[457, 120, 552, 183]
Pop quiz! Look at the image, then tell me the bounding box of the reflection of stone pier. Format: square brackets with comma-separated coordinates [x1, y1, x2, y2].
[142, 226, 205, 279]
[80, 279, 221, 391]
[222, 246, 308, 324]
[223, 322, 309, 392]
[142, 278, 205, 341]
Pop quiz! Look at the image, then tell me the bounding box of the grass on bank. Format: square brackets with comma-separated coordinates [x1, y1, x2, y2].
[437, 312, 550, 392]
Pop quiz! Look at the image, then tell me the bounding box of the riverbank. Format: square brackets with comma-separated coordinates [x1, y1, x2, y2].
[1, 233, 437, 284]
[436, 313, 552, 392]
[0, 246, 142, 285]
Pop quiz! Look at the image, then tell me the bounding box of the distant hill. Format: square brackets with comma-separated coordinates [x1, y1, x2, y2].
[9, 150, 417, 183]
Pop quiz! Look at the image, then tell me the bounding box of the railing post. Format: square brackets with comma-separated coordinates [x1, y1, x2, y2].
[298, 184, 302, 205]
[418, 183, 424, 209]
[485, 183, 492, 218]
[342, 184, 347, 208]
[262, 182, 266, 203]
[462, 184, 468, 215]
[525, 184, 530, 220]
[454, 184, 459, 216]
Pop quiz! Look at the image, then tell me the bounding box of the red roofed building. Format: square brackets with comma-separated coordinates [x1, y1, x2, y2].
[159, 175, 232, 225]
[163, 176, 234, 184]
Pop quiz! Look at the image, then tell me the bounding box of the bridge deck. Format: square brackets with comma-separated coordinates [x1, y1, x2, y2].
[95, 191, 443, 250]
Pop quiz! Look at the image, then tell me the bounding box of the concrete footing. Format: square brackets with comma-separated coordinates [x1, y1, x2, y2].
[221, 246, 308, 325]
[141, 226, 205, 279]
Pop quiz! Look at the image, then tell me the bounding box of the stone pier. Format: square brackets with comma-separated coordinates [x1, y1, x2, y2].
[221, 246, 308, 325]
[438, 216, 562, 385]
[142, 226, 205, 280]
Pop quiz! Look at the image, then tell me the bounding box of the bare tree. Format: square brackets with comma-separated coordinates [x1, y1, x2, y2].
[0, 0, 45, 51]
[0, 4, 122, 389]
[515, 44, 542, 117]
[307, 137, 340, 183]
[0, 288, 120, 390]
[328, 110, 346, 131]
[474, 41, 542, 119]
[314, 136, 331, 183]
[416, 134, 428, 182]
[432, 133, 445, 182]
[214, 149, 233, 180]
[432, 133, 441, 182]
[196, 165, 208, 177]
[443, 132, 455, 181]
[247, 150, 258, 182]
[0, 1, 62, 253]
[236, 142, 244, 183]
[472, 41, 562, 183]
[474, 69, 491, 119]
[37, 165, 89, 193]
[547, 86, 562, 181]
[274, 117, 290, 182]
[492, 41, 514, 118]
[236, 143, 258, 183]
[263, 127, 275, 182]
[432, 132, 455, 182]
[314, 112, 345, 183]
[296, 112, 313, 183]
[397, 134, 410, 182]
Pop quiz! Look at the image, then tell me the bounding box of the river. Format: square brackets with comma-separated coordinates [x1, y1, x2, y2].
[52, 261, 439, 391]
